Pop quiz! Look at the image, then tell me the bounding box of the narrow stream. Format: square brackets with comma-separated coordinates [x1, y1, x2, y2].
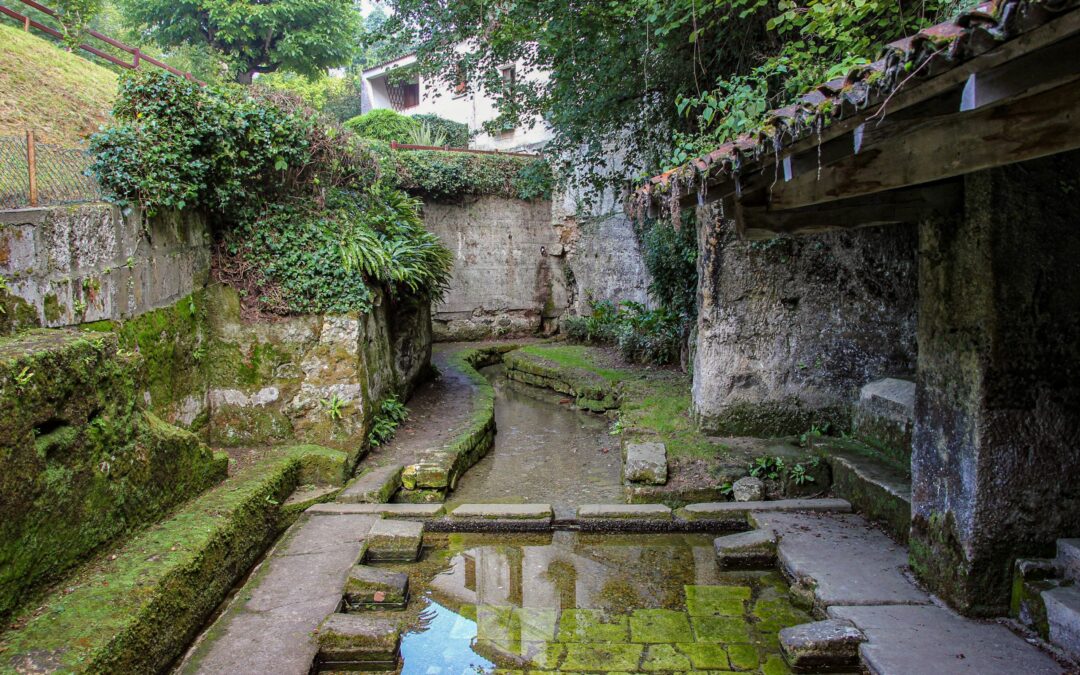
[445, 365, 623, 518]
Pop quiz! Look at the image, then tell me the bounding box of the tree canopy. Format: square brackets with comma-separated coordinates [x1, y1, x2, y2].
[120, 0, 361, 83]
[379, 0, 961, 198]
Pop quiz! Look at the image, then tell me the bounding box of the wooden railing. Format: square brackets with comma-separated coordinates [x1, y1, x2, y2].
[0, 0, 203, 84]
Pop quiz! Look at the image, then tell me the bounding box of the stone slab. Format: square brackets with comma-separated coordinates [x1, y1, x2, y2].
[679, 498, 852, 521]
[858, 378, 915, 422]
[577, 504, 672, 519]
[828, 449, 911, 543]
[344, 566, 409, 610]
[307, 502, 444, 518]
[338, 464, 403, 504]
[713, 528, 777, 570]
[1058, 539, 1080, 583]
[754, 511, 931, 609]
[828, 604, 1062, 675]
[181, 514, 377, 674]
[623, 441, 668, 485]
[449, 503, 554, 520]
[364, 518, 423, 562]
[1043, 585, 1080, 660]
[779, 619, 864, 672]
[316, 613, 400, 665]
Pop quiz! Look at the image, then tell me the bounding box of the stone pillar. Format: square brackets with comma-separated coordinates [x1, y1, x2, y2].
[691, 207, 918, 436]
[911, 151, 1080, 616]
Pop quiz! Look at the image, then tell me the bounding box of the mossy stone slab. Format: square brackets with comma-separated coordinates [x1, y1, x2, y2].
[726, 643, 762, 669]
[629, 608, 693, 643]
[561, 643, 644, 671]
[557, 609, 630, 643]
[685, 585, 752, 616]
[641, 643, 693, 671]
[676, 642, 731, 669]
[690, 615, 753, 643]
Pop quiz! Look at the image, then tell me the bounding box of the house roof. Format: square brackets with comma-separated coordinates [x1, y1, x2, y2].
[362, 52, 417, 77]
[630, 0, 1080, 220]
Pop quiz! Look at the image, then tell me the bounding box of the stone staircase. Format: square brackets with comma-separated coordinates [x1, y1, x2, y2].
[1012, 538, 1080, 662]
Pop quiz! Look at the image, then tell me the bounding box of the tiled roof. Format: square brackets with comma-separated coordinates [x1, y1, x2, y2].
[630, 0, 1080, 218]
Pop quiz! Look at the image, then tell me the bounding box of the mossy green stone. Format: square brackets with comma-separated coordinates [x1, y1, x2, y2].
[515, 607, 559, 642]
[561, 643, 643, 671]
[558, 609, 630, 643]
[762, 653, 793, 675]
[641, 643, 692, 671]
[677, 642, 731, 669]
[629, 608, 693, 643]
[727, 643, 761, 670]
[685, 585, 752, 616]
[691, 615, 753, 643]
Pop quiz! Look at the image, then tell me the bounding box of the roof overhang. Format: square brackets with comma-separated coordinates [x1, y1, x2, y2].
[362, 53, 418, 80]
[632, 0, 1080, 239]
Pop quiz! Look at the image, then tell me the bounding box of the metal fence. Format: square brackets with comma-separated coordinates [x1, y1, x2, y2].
[0, 133, 101, 209]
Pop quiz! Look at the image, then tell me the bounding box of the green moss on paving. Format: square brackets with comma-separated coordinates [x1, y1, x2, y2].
[519, 345, 627, 383]
[561, 643, 643, 671]
[629, 609, 692, 643]
[557, 609, 630, 643]
[0, 445, 336, 674]
[690, 615, 753, 643]
[685, 585, 752, 617]
[641, 643, 692, 671]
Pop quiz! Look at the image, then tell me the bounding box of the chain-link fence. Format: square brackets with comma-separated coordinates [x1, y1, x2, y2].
[0, 134, 102, 210]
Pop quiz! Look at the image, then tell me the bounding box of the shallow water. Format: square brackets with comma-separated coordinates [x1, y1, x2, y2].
[446, 366, 623, 517]
[386, 532, 808, 674]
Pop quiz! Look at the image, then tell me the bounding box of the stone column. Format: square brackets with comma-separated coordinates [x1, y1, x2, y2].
[911, 151, 1080, 616]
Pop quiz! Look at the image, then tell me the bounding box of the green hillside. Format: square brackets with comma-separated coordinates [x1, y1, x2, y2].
[0, 21, 117, 147]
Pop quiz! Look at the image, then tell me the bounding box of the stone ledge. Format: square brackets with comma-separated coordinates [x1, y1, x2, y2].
[316, 613, 400, 668]
[339, 464, 404, 504]
[678, 498, 852, 521]
[714, 529, 777, 570]
[307, 503, 445, 518]
[779, 619, 864, 672]
[578, 504, 673, 519]
[450, 503, 554, 520]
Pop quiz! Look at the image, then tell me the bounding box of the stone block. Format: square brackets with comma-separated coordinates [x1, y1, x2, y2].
[779, 619, 864, 672]
[577, 504, 672, 520]
[713, 528, 777, 570]
[678, 498, 851, 522]
[732, 476, 764, 502]
[1043, 585, 1080, 660]
[449, 503, 553, 520]
[316, 613, 399, 667]
[307, 502, 444, 518]
[623, 441, 668, 485]
[344, 566, 409, 611]
[1058, 539, 1080, 583]
[364, 519, 423, 562]
[853, 378, 915, 464]
[339, 465, 403, 504]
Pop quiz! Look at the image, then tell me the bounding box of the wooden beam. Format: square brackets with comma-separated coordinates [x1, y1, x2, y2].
[735, 181, 962, 239]
[765, 76, 1080, 211]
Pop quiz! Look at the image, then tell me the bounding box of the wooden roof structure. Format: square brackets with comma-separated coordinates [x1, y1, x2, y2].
[630, 0, 1080, 239]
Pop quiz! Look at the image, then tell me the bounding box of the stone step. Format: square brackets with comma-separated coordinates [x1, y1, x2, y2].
[852, 377, 915, 465]
[363, 518, 424, 563]
[1057, 539, 1080, 583]
[339, 464, 404, 504]
[1043, 585, 1080, 661]
[315, 613, 400, 671]
[779, 619, 865, 672]
[308, 502, 444, 518]
[344, 566, 409, 611]
[827, 448, 911, 543]
[713, 528, 777, 570]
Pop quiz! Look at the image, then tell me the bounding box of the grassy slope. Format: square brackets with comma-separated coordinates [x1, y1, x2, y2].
[0, 21, 117, 146]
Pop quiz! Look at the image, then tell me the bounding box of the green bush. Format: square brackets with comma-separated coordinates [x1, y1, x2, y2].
[344, 108, 419, 142]
[392, 149, 552, 201]
[564, 300, 686, 366]
[411, 114, 470, 147]
[637, 211, 699, 319]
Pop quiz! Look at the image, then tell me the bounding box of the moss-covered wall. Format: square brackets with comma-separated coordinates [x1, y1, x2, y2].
[0, 329, 227, 622]
[910, 151, 1080, 616]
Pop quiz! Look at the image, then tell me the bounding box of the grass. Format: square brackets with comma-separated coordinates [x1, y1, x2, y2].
[517, 344, 722, 459]
[0, 21, 117, 147]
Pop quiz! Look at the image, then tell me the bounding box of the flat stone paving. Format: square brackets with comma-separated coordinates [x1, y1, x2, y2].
[179, 513, 377, 675]
[760, 511, 1065, 674]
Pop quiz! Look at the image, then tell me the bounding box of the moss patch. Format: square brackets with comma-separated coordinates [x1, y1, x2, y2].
[0, 445, 338, 674]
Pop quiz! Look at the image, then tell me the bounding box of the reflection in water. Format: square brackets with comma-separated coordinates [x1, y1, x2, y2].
[447, 367, 623, 518]
[395, 533, 807, 674]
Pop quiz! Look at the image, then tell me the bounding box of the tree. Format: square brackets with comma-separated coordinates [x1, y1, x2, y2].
[120, 0, 361, 83]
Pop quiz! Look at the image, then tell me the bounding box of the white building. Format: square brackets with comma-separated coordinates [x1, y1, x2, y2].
[361, 52, 552, 152]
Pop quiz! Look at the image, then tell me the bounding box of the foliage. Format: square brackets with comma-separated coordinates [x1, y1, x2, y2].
[368, 395, 409, 447]
[411, 114, 470, 148]
[344, 109, 419, 142]
[389, 147, 553, 201]
[53, 0, 104, 48]
[636, 211, 698, 319]
[118, 0, 361, 83]
[322, 394, 346, 420]
[378, 0, 957, 199]
[406, 121, 448, 147]
[353, 6, 414, 72]
[257, 72, 363, 122]
[563, 300, 685, 366]
[748, 454, 820, 485]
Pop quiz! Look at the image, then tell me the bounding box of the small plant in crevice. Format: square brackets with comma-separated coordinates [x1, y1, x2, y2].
[720, 481, 734, 497]
[749, 455, 785, 481]
[322, 394, 347, 421]
[14, 366, 34, 389]
[799, 422, 831, 448]
[367, 395, 409, 447]
[789, 462, 815, 486]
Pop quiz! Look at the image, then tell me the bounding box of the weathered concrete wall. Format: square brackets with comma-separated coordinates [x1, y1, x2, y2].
[0, 204, 209, 332]
[204, 285, 430, 470]
[563, 212, 652, 314]
[424, 196, 567, 340]
[910, 152, 1080, 616]
[692, 212, 918, 436]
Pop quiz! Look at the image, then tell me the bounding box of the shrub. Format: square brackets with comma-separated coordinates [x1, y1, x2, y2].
[564, 300, 686, 366]
[405, 121, 448, 147]
[344, 109, 419, 142]
[410, 114, 470, 147]
[392, 149, 552, 201]
[637, 211, 699, 320]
